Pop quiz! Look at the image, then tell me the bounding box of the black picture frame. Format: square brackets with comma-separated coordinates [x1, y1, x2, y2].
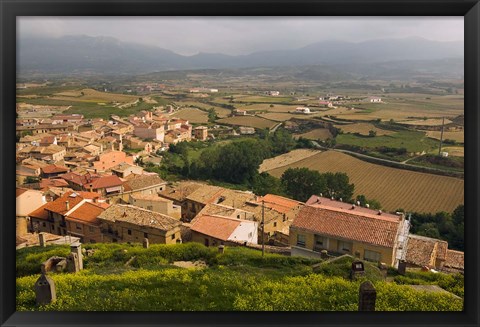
[1, 1, 479, 326]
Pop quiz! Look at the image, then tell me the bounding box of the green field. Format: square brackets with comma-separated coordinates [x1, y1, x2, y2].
[16, 243, 463, 311]
[336, 130, 440, 153]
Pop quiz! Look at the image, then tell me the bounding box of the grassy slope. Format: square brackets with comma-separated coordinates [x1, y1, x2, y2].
[16, 243, 463, 311]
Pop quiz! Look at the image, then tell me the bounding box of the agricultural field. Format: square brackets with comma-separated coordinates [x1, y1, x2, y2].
[266, 150, 464, 213]
[425, 131, 464, 143]
[170, 108, 208, 124]
[336, 130, 439, 153]
[51, 88, 138, 103]
[428, 146, 464, 157]
[293, 128, 333, 141]
[398, 118, 452, 126]
[177, 101, 232, 118]
[216, 116, 277, 129]
[334, 123, 395, 136]
[257, 113, 297, 122]
[259, 149, 321, 173]
[240, 104, 299, 113]
[233, 95, 294, 103]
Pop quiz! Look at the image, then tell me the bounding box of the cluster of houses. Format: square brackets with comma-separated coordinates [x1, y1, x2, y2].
[17, 174, 464, 273]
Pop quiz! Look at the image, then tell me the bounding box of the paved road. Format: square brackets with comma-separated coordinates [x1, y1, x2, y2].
[270, 122, 283, 134]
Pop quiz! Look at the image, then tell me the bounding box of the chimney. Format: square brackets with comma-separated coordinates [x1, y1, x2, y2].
[65, 201, 70, 211]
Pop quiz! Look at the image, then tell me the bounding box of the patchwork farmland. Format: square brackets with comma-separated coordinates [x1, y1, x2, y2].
[216, 116, 278, 129]
[266, 150, 464, 213]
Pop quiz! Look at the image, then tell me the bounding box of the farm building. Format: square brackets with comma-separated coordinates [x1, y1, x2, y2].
[290, 195, 409, 267]
[266, 91, 280, 96]
[295, 107, 311, 114]
[193, 126, 208, 141]
[233, 109, 247, 116]
[318, 101, 334, 108]
[239, 127, 255, 135]
[369, 96, 382, 103]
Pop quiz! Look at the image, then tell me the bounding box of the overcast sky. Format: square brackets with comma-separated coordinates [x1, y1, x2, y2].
[17, 17, 464, 56]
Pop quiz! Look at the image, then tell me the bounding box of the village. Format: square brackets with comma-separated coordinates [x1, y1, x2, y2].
[15, 106, 464, 276]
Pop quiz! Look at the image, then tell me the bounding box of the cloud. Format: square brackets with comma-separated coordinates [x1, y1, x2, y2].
[17, 16, 464, 55]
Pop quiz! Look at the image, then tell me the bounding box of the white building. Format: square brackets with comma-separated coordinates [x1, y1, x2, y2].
[295, 107, 311, 114]
[369, 96, 382, 103]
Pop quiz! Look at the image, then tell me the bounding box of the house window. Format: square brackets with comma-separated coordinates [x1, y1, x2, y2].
[76, 223, 82, 230]
[337, 241, 352, 253]
[248, 232, 253, 238]
[273, 222, 277, 228]
[144, 232, 148, 238]
[314, 235, 327, 252]
[89, 226, 95, 232]
[128, 229, 132, 235]
[171, 234, 175, 240]
[42, 222, 46, 227]
[296, 234, 306, 247]
[364, 250, 382, 262]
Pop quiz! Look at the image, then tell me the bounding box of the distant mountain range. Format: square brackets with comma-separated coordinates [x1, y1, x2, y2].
[17, 35, 463, 76]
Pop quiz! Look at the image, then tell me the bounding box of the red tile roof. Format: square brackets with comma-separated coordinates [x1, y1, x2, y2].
[42, 164, 69, 174]
[190, 215, 242, 241]
[16, 188, 29, 198]
[86, 175, 123, 190]
[258, 194, 303, 214]
[28, 191, 101, 219]
[292, 205, 400, 248]
[66, 202, 106, 225]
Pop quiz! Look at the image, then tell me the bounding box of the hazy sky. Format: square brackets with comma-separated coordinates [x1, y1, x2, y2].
[18, 17, 464, 56]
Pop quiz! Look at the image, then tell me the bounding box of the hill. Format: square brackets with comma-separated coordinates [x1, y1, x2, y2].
[16, 243, 463, 311]
[18, 35, 463, 77]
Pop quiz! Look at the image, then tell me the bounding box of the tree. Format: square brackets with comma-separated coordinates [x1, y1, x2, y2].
[207, 108, 217, 123]
[323, 172, 354, 202]
[368, 130, 377, 137]
[269, 128, 296, 155]
[252, 172, 283, 196]
[280, 168, 326, 202]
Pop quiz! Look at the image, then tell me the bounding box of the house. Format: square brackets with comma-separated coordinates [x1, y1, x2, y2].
[318, 101, 333, 108]
[443, 250, 464, 273]
[91, 150, 134, 172]
[39, 136, 58, 147]
[190, 215, 258, 247]
[193, 126, 208, 141]
[290, 196, 409, 267]
[133, 122, 165, 141]
[64, 201, 108, 243]
[369, 96, 382, 103]
[83, 174, 124, 197]
[184, 184, 256, 221]
[19, 144, 67, 162]
[295, 107, 311, 114]
[110, 162, 144, 178]
[266, 91, 280, 96]
[16, 188, 46, 237]
[164, 126, 192, 144]
[158, 181, 204, 220]
[129, 194, 181, 219]
[233, 109, 247, 116]
[239, 127, 255, 135]
[51, 114, 84, 124]
[41, 164, 69, 178]
[28, 191, 104, 236]
[404, 234, 448, 270]
[97, 204, 182, 244]
[107, 173, 167, 204]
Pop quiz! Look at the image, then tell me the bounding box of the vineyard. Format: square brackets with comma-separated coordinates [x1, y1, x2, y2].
[266, 150, 464, 213]
[16, 243, 463, 311]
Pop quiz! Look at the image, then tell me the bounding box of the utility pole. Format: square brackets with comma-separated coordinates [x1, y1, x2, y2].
[438, 116, 445, 156]
[261, 200, 265, 257]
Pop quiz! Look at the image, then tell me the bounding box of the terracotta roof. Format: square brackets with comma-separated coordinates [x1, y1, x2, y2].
[97, 204, 181, 231]
[66, 202, 107, 225]
[16, 232, 62, 246]
[444, 250, 464, 270]
[306, 195, 401, 221]
[39, 178, 70, 189]
[16, 188, 29, 198]
[258, 194, 303, 214]
[190, 215, 242, 241]
[86, 175, 123, 190]
[405, 234, 440, 267]
[130, 194, 172, 203]
[28, 191, 102, 219]
[123, 174, 165, 192]
[42, 164, 69, 174]
[291, 205, 400, 248]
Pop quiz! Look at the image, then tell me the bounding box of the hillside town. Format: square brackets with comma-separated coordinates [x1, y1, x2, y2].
[16, 108, 464, 274]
